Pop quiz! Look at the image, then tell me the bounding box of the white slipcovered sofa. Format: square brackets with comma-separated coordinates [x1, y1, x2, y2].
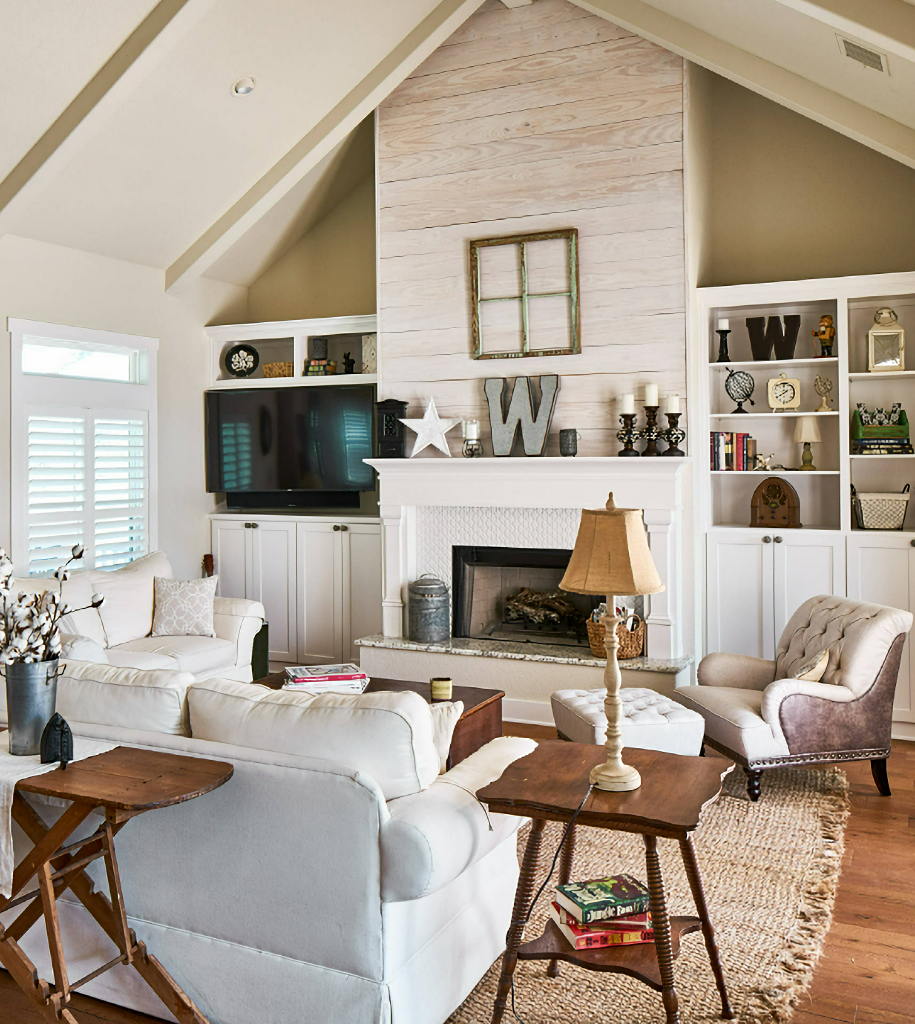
[1, 667, 533, 1024]
[11, 551, 264, 683]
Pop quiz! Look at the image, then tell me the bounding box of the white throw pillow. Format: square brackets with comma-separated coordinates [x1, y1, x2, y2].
[9, 574, 107, 647]
[188, 679, 441, 800]
[61, 634, 109, 664]
[152, 577, 218, 637]
[88, 551, 174, 646]
[430, 700, 464, 773]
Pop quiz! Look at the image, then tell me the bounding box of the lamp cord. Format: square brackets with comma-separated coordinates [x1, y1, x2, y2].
[509, 783, 594, 1024]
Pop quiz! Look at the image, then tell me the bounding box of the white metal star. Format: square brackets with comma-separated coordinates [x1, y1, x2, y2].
[400, 398, 461, 457]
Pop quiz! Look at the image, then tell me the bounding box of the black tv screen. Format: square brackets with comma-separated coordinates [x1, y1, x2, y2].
[205, 386, 376, 493]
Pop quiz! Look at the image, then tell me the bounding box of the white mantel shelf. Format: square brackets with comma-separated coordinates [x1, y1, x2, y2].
[365, 457, 691, 511]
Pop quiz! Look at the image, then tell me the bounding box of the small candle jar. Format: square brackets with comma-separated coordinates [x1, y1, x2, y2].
[430, 677, 453, 701]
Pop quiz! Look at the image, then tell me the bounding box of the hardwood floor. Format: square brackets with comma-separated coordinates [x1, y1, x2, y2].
[0, 731, 912, 1023]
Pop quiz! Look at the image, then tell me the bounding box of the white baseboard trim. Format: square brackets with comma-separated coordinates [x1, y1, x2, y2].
[502, 698, 554, 727]
[891, 721, 915, 742]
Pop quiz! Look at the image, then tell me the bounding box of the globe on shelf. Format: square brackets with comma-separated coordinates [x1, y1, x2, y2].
[725, 368, 756, 414]
[814, 374, 833, 412]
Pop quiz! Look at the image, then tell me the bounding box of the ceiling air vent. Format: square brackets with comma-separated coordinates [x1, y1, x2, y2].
[837, 34, 889, 73]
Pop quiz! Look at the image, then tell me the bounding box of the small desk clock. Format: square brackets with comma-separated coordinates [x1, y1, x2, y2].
[767, 372, 801, 412]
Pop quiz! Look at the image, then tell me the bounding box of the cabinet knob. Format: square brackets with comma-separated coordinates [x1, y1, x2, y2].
[911, 539, 915, 547]
[774, 536, 783, 543]
[244, 523, 251, 529]
[762, 535, 772, 543]
[250, 522, 259, 529]
[340, 524, 348, 532]
[333, 524, 341, 531]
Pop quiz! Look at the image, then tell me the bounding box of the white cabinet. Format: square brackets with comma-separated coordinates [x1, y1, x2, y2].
[211, 519, 297, 662]
[707, 529, 845, 661]
[297, 521, 382, 665]
[847, 533, 915, 725]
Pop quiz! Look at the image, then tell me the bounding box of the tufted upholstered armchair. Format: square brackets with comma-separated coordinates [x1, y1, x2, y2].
[673, 596, 912, 801]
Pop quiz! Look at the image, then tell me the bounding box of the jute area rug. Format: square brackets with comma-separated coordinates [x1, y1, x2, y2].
[449, 765, 849, 1024]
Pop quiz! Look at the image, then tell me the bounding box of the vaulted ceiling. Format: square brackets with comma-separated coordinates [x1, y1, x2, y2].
[2, 0, 914, 293]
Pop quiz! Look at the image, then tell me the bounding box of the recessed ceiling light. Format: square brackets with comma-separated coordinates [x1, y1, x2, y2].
[233, 77, 256, 96]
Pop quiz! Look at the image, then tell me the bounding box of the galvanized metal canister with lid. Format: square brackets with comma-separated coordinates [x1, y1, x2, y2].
[408, 575, 451, 643]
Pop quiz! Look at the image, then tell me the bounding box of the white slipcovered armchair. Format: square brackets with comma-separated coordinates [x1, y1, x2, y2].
[674, 596, 912, 800]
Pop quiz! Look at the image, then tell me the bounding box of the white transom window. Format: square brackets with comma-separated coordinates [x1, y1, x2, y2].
[9, 319, 158, 575]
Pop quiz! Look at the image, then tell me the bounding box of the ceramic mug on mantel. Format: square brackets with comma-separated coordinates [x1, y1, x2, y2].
[559, 429, 580, 457]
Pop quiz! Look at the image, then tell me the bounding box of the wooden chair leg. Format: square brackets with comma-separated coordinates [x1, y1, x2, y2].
[547, 824, 576, 978]
[744, 767, 763, 802]
[644, 835, 680, 1024]
[871, 757, 891, 797]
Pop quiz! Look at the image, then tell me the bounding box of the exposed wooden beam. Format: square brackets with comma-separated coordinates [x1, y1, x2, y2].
[0, 0, 216, 235]
[770, 0, 915, 65]
[571, 0, 915, 171]
[165, 0, 487, 293]
[500, 0, 535, 8]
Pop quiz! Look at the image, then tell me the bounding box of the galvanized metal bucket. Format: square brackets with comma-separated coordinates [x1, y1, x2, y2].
[4, 660, 59, 756]
[408, 575, 451, 643]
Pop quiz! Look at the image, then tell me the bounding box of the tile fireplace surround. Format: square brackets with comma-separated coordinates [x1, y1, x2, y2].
[358, 457, 694, 724]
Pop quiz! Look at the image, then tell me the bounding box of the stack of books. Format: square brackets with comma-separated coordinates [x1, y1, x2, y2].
[851, 437, 914, 455]
[304, 359, 337, 376]
[710, 431, 757, 470]
[282, 664, 368, 694]
[550, 873, 654, 950]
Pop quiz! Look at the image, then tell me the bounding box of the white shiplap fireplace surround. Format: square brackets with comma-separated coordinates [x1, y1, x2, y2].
[357, 458, 695, 725]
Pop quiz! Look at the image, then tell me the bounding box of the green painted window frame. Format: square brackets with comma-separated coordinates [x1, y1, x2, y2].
[469, 228, 580, 360]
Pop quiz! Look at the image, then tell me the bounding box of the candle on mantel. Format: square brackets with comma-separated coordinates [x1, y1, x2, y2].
[463, 419, 481, 440]
[620, 394, 635, 415]
[644, 384, 659, 408]
[666, 394, 681, 414]
[717, 318, 730, 330]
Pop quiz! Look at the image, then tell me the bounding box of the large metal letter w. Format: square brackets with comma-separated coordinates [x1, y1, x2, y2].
[484, 375, 561, 456]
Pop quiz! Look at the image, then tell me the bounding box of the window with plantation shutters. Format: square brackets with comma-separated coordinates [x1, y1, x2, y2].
[10, 319, 158, 575]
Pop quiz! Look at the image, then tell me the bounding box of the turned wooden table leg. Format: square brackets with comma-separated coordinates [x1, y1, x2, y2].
[547, 823, 576, 978]
[644, 834, 680, 1024]
[680, 835, 734, 1019]
[491, 818, 546, 1024]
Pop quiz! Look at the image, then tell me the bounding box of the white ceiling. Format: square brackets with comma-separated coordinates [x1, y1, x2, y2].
[3, 0, 915, 290]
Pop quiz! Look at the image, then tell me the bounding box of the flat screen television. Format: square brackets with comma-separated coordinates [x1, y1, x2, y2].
[205, 385, 376, 502]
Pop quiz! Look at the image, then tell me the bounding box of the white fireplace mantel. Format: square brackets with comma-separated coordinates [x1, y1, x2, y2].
[365, 458, 693, 661]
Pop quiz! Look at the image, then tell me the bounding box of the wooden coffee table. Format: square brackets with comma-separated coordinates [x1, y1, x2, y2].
[255, 672, 504, 766]
[0, 746, 233, 1024]
[478, 741, 735, 1024]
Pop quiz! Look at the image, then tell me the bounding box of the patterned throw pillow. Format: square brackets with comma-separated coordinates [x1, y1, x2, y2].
[151, 577, 218, 638]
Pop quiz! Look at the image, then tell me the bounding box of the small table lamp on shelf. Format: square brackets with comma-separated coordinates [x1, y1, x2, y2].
[560, 493, 665, 792]
[794, 416, 822, 470]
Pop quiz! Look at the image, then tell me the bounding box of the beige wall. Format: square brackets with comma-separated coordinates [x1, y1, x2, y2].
[247, 175, 377, 323]
[376, 0, 686, 456]
[690, 65, 915, 287]
[0, 234, 247, 578]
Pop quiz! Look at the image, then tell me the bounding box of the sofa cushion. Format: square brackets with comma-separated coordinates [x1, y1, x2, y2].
[111, 635, 236, 676]
[61, 634, 109, 664]
[88, 551, 174, 646]
[152, 576, 218, 638]
[673, 685, 789, 761]
[53, 662, 192, 736]
[188, 678, 440, 800]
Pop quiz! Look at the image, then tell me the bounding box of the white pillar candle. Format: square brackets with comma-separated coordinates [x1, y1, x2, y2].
[463, 419, 480, 440]
[717, 318, 729, 330]
[666, 394, 681, 414]
[644, 383, 659, 408]
[620, 394, 635, 415]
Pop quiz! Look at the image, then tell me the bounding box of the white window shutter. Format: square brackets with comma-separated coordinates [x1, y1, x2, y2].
[26, 415, 86, 575]
[94, 417, 148, 569]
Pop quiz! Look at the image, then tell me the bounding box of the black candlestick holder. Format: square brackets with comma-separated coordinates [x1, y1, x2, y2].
[642, 406, 662, 456]
[715, 329, 731, 363]
[662, 412, 686, 456]
[616, 413, 641, 457]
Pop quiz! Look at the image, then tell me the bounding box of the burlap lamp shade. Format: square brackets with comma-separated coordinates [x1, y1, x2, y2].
[561, 493, 665, 792]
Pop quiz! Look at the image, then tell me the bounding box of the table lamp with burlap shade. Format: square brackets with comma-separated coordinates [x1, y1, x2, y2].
[560, 493, 665, 791]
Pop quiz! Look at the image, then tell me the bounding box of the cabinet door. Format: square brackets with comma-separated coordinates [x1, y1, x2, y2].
[847, 534, 915, 724]
[211, 520, 249, 600]
[342, 523, 383, 664]
[298, 522, 344, 665]
[773, 531, 846, 642]
[707, 530, 775, 660]
[249, 521, 297, 663]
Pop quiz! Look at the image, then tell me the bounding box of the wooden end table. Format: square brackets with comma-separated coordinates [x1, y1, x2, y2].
[0, 746, 233, 1024]
[478, 741, 735, 1024]
[256, 672, 504, 766]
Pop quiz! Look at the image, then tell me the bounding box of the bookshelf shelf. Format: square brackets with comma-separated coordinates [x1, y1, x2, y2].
[710, 470, 840, 476]
[709, 412, 839, 419]
[849, 370, 915, 380]
[709, 358, 837, 371]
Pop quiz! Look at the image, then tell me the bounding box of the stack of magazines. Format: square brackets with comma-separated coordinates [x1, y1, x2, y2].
[282, 664, 369, 694]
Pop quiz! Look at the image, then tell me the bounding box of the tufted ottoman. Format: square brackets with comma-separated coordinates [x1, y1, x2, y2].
[551, 687, 705, 755]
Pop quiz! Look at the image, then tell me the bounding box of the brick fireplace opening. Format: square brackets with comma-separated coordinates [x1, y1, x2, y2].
[451, 545, 599, 649]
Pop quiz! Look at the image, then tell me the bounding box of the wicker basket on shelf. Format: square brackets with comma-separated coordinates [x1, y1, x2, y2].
[263, 361, 294, 378]
[586, 614, 645, 660]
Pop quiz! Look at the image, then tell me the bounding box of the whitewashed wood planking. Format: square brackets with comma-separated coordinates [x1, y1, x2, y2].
[376, 0, 685, 457]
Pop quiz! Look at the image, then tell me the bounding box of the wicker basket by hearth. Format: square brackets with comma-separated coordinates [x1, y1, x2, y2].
[586, 614, 644, 660]
[263, 361, 294, 378]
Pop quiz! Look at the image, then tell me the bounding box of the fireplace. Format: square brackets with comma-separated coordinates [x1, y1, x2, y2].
[452, 546, 599, 649]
